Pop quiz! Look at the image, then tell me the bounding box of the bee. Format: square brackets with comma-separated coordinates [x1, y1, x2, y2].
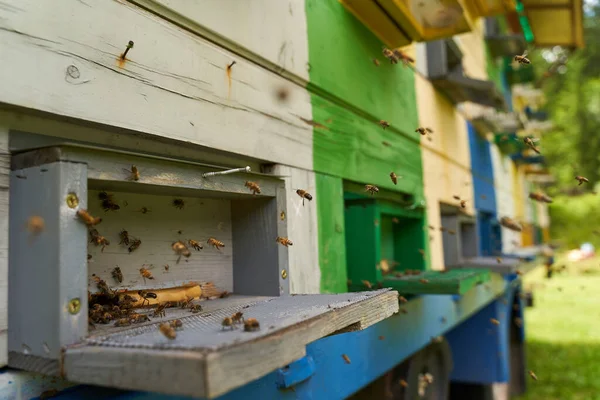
[379, 120, 390, 129]
[138, 290, 158, 306]
[496, 257, 502, 264]
[131, 314, 150, 324]
[152, 303, 168, 318]
[418, 249, 425, 256]
[93, 276, 111, 295]
[77, 209, 102, 226]
[460, 200, 467, 209]
[392, 49, 415, 66]
[523, 137, 540, 154]
[101, 198, 120, 212]
[221, 317, 234, 330]
[159, 323, 177, 339]
[377, 259, 399, 275]
[189, 304, 203, 313]
[170, 319, 183, 329]
[399, 379, 408, 388]
[137, 207, 151, 214]
[111, 267, 123, 283]
[26, 216, 45, 235]
[172, 240, 191, 263]
[447, 229, 456, 235]
[514, 51, 530, 65]
[164, 264, 170, 272]
[398, 296, 407, 303]
[207, 237, 225, 250]
[575, 175, 589, 185]
[232, 311, 244, 324]
[419, 279, 429, 284]
[276, 236, 293, 247]
[243, 317, 260, 332]
[245, 181, 261, 195]
[179, 297, 194, 309]
[528, 370, 538, 381]
[342, 354, 351, 364]
[114, 318, 131, 327]
[392, 217, 399, 224]
[362, 280, 373, 289]
[139, 267, 154, 281]
[514, 317, 523, 328]
[382, 47, 398, 64]
[390, 172, 398, 185]
[188, 239, 203, 251]
[415, 127, 433, 136]
[452, 195, 461, 201]
[128, 238, 142, 253]
[528, 192, 553, 203]
[124, 165, 140, 181]
[500, 216, 522, 232]
[118, 230, 130, 246]
[101, 312, 114, 324]
[365, 184, 379, 195]
[372, 58, 380, 67]
[296, 189, 313, 205]
[172, 198, 185, 209]
[274, 86, 290, 103]
[490, 318, 500, 325]
[89, 229, 110, 252]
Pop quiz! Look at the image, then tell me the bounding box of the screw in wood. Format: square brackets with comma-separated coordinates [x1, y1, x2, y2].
[68, 298, 81, 315]
[121, 40, 134, 60]
[281, 269, 287, 279]
[227, 61, 236, 70]
[66, 193, 79, 208]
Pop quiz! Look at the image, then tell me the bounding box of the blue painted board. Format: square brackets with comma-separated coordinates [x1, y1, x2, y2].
[467, 123, 497, 214]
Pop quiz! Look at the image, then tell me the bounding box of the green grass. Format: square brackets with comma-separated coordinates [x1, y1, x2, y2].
[517, 254, 600, 400]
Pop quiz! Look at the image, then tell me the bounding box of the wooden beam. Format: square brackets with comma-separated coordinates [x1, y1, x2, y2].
[0, 122, 7, 367]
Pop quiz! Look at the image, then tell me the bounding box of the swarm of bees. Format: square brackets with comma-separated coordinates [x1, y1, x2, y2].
[276, 236, 293, 247]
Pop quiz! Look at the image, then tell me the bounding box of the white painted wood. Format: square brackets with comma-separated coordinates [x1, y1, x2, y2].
[536, 202, 550, 228]
[87, 190, 233, 293]
[490, 145, 519, 253]
[265, 165, 320, 294]
[492, 382, 509, 400]
[0, 0, 313, 171]
[520, 173, 533, 224]
[135, 0, 310, 81]
[0, 123, 8, 367]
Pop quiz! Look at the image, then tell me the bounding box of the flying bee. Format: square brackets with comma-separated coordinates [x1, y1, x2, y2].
[523, 137, 540, 154]
[172, 240, 191, 264]
[222, 317, 234, 330]
[377, 259, 399, 275]
[188, 239, 203, 251]
[490, 318, 500, 325]
[365, 184, 379, 195]
[496, 257, 502, 264]
[500, 216, 522, 232]
[152, 302, 167, 318]
[362, 280, 373, 289]
[390, 172, 398, 185]
[276, 236, 293, 247]
[514, 51, 530, 65]
[528, 370, 538, 381]
[170, 319, 183, 329]
[460, 200, 467, 209]
[392, 217, 399, 224]
[207, 237, 225, 250]
[342, 354, 351, 364]
[399, 379, 408, 388]
[419, 279, 429, 284]
[139, 267, 154, 281]
[382, 47, 398, 64]
[118, 229, 130, 246]
[101, 198, 120, 212]
[447, 229, 456, 235]
[296, 189, 313, 205]
[77, 209, 102, 226]
[245, 181, 261, 195]
[575, 175, 589, 185]
[529, 192, 553, 203]
[243, 318, 260, 332]
[114, 318, 131, 327]
[392, 49, 415, 66]
[123, 165, 140, 181]
[415, 127, 433, 136]
[138, 290, 158, 306]
[172, 198, 185, 209]
[379, 120, 390, 129]
[372, 58, 380, 67]
[232, 311, 244, 324]
[159, 323, 177, 339]
[26, 216, 45, 235]
[111, 267, 123, 283]
[128, 238, 142, 253]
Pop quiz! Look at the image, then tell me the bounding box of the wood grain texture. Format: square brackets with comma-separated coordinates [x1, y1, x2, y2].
[65, 289, 399, 398]
[133, 0, 311, 80]
[0, 125, 7, 367]
[490, 145, 520, 253]
[265, 165, 320, 294]
[0, 0, 313, 170]
[87, 190, 234, 293]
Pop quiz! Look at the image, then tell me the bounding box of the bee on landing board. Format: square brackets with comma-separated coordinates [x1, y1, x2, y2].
[170, 319, 183, 329]
[244, 318, 260, 332]
[232, 311, 244, 324]
[379, 120, 390, 129]
[245, 181, 261, 195]
[139, 267, 154, 282]
[188, 239, 203, 251]
[276, 237, 293, 247]
[189, 304, 203, 313]
[119, 229, 130, 246]
[111, 267, 123, 283]
[128, 238, 142, 253]
[89, 229, 110, 252]
[77, 209, 102, 226]
[159, 323, 177, 339]
[296, 189, 313, 205]
[207, 237, 225, 250]
[390, 172, 398, 185]
[172, 240, 191, 263]
[222, 317, 234, 330]
[114, 318, 131, 327]
[123, 165, 140, 181]
[99, 191, 120, 212]
[172, 198, 185, 209]
[514, 51, 530, 65]
[152, 303, 167, 318]
[575, 175, 589, 185]
[138, 290, 158, 306]
[365, 184, 379, 195]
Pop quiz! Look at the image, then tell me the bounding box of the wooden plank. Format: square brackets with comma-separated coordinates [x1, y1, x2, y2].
[64, 289, 399, 398]
[0, 124, 8, 367]
[130, 0, 311, 81]
[264, 165, 320, 294]
[0, 0, 313, 171]
[382, 269, 491, 295]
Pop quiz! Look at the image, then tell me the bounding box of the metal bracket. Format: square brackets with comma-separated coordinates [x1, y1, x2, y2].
[202, 166, 251, 178]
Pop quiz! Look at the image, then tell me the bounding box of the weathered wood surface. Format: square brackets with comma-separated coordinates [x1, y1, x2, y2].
[0, 125, 8, 367]
[65, 289, 399, 398]
[0, 0, 313, 170]
[130, 0, 310, 80]
[490, 145, 520, 253]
